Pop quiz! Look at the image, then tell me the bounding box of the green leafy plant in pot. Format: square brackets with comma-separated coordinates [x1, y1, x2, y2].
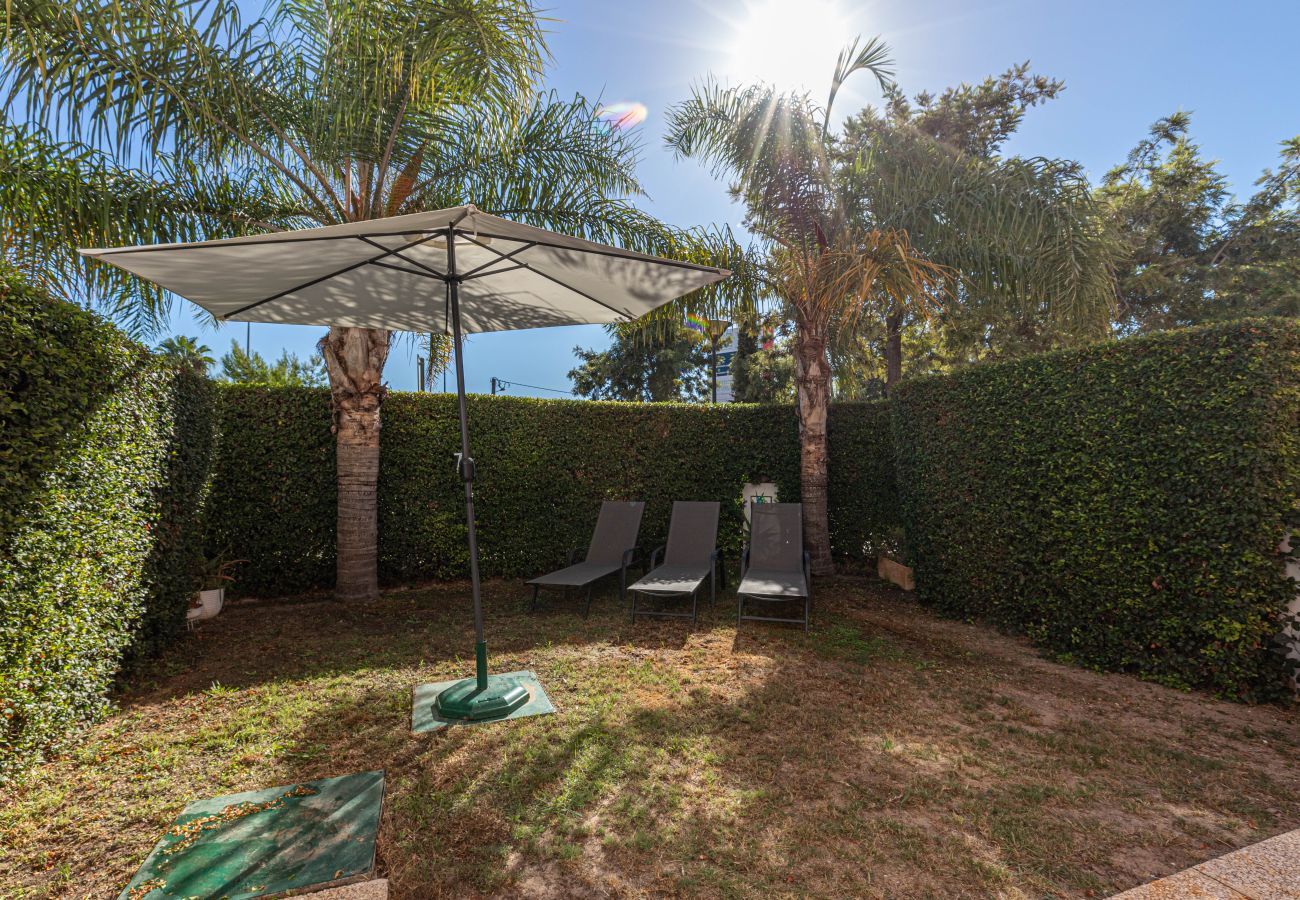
[189, 555, 244, 622]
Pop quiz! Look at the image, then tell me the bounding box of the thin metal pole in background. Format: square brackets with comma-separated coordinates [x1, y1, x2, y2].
[710, 337, 718, 403]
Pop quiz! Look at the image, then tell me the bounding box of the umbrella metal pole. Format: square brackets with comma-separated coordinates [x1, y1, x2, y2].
[448, 279, 488, 692]
[434, 224, 529, 721]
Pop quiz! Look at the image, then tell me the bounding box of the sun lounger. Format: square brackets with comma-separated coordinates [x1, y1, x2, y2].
[736, 502, 811, 630]
[629, 501, 722, 623]
[527, 500, 644, 616]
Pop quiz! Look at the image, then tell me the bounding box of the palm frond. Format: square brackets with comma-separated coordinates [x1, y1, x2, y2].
[825, 36, 894, 136]
[0, 124, 301, 334]
[666, 78, 834, 246]
[845, 126, 1118, 337]
[405, 92, 644, 226]
[777, 227, 950, 336]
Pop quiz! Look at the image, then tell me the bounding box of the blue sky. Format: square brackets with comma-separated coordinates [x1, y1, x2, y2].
[159, 0, 1300, 395]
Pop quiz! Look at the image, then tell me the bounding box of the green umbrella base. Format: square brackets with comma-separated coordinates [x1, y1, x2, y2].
[119, 770, 384, 900]
[436, 674, 528, 720]
[412, 671, 554, 732]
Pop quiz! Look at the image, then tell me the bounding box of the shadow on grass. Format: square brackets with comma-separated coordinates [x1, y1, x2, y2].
[121, 578, 739, 708]
[260, 591, 960, 897]
[20, 580, 1300, 899]
[278, 662, 811, 895]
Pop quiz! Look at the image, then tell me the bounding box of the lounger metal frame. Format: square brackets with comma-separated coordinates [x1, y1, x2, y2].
[629, 545, 725, 623]
[527, 500, 644, 618]
[736, 546, 813, 631]
[529, 546, 640, 617]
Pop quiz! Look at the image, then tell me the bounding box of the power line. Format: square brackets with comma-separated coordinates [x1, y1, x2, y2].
[491, 376, 574, 397]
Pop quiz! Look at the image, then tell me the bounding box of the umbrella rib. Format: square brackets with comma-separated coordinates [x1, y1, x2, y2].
[457, 241, 538, 279]
[454, 233, 635, 322]
[222, 232, 446, 319]
[453, 228, 727, 275]
[369, 260, 446, 281]
[460, 263, 526, 282]
[357, 236, 448, 280]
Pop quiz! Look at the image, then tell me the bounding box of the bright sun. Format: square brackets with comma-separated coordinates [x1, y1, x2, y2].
[726, 0, 852, 94]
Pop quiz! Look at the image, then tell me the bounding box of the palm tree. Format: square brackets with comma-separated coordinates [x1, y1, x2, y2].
[667, 38, 1120, 571]
[155, 335, 215, 374]
[836, 121, 1120, 388]
[0, 124, 291, 334]
[665, 39, 948, 574]
[5, 0, 742, 600]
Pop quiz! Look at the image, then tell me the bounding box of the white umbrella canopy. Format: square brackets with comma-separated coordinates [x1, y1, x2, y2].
[81, 204, 730, 723]
[80, 204, 729, 333]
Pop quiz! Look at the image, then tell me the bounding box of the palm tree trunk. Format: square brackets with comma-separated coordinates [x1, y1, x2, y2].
[793, 321, 834, 576]
[884, 310, 903, 395]
[319, 325, 391, 602]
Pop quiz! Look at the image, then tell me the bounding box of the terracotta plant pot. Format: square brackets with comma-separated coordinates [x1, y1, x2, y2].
[877, 556, 916, 592]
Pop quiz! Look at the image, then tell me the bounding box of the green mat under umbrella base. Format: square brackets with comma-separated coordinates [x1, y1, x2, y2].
[119, 770, 384, 900]
[412, 670, 554, 732]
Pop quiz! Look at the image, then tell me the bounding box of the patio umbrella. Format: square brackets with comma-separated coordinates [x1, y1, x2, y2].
[82, 204, 729, 720]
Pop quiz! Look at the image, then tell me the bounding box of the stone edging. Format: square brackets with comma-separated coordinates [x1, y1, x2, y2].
[1111, 829, 1300, 898]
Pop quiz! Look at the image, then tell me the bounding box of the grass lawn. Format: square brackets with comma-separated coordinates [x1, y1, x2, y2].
[3, 578, 1298, 899]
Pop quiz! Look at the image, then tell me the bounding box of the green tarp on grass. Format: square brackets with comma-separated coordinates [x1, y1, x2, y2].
[119, 770, 384, 899]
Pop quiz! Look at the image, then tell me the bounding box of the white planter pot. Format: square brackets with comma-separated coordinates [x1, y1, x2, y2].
[187, 587, 225, 622]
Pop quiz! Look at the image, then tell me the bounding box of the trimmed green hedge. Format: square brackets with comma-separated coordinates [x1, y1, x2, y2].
[893, 318, 1300, 699]
[206, 387, 336, 597]
[133, 369, 219, 660]
[0, 270, 217, 781]
[209, 391, 900, 596]
[828, 400, 901, 568]
[377, 396, 799, 581]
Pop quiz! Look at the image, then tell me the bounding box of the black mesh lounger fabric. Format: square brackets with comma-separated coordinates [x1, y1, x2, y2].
[629, 501, 720, 595]
[738, 503, 807, 599]
[528, 500, 644, 588]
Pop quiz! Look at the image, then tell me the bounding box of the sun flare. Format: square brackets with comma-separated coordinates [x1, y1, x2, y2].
[726, 0, 852, 94]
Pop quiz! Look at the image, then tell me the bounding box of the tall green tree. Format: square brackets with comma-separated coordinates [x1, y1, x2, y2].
[835, 65, 1119, 388]
[1098, 113, 1300, 332]
[570, 323, 708, 402]
[667, 44, 1120, 568]
[219, 344, 327, 387]
[155, 335, 215, 374]
[730, 318, 795, 403]
[666, 38, 949, 573]
[879, 61, 1064, 158]
[828, 319, 951, 399]
[5, 0, 739, 599]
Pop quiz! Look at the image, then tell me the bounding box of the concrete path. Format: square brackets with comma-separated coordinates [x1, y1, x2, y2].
[304, 879, 389, 899]
[1112, 829, 1300, 899]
